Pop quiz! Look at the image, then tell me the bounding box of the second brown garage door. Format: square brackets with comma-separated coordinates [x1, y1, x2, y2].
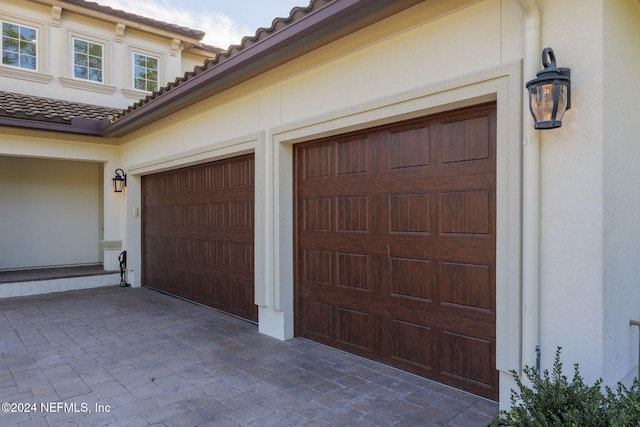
[142, 154, 257, 322]
[295, 103, 497, 400]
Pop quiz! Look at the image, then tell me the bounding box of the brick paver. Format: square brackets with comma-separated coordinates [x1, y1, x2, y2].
[0, 286, 498, 426]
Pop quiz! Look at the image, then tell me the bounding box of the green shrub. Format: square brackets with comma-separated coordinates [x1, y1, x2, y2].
[604, 380, 640, 426]
[491, 347, 640, 426]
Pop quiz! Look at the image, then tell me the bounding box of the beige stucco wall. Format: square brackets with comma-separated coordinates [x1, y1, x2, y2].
[534, 0, 606, 384]
[602, 0, 640, 385]
[0, 156, 101, 269]
[0, 128, 122, 270]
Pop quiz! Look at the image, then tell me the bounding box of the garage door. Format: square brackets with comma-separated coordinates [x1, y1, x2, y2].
[142, 154, 257, 322]
[295, 103, 497, 400]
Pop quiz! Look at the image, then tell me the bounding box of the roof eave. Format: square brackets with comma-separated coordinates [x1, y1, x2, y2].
[0, 116, 104, 136]
[102, 0, 423, 138]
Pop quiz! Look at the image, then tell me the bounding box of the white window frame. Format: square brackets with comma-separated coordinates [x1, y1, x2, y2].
[0, 13, 49, 83]
[1, 20, 38, 71]
[122, 46, 164, 99]
[71, 36, 104, 83]
[60, 30, 114, 94]
[132, 51, 160, 92]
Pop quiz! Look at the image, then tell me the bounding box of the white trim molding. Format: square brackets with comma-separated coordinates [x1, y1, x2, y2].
[0, 66, 52, 83]
[59, 77, 116, 94]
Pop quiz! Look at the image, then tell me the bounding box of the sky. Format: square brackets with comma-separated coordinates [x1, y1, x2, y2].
[95, 0, 309, 49]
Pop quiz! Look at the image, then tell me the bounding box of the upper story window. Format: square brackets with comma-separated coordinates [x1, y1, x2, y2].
[73, 38, 103, 82]
[133, 52, 158, 92]
[2, 21, 37, 70]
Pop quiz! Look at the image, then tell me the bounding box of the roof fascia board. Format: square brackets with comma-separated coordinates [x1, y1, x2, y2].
[0, 117, 103, 136]
[102, 0, 424, 137]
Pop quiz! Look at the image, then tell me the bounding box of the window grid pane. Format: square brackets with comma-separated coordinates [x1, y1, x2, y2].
[2, 21, 37, 70]
[73, 38, 103, 82]
[133, 52, 159, 92]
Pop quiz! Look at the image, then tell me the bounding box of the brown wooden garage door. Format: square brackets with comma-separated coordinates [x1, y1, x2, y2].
[295, 103, 497, 400]
[142, 154, 257, 322]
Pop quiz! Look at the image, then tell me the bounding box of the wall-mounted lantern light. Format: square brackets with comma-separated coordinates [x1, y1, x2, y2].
[526, 47, 571, 129]
[112, 168, 127, 193]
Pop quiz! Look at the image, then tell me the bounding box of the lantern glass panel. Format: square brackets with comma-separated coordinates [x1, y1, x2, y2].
[555, 84, 568, 120]
[530, 83, 554, 123]
[529, 82, 568, 127]
[113, 177, 125, 192]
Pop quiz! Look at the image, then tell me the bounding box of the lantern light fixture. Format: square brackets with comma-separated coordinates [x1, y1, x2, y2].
[113, 168, 127, 193]
[526, 47, 571, 129]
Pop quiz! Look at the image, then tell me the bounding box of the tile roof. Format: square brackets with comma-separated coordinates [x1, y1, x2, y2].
[111, 0, 333, 121]
[0, 91, 120, 124]
[61, 0, 206, 41]
[1, 0, 418, 137]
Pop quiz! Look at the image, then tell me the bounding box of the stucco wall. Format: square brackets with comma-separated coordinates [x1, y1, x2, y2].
[602, 0, 640, 385]
[0, 129, 123, 271]
[533, 0, 605, 384]
[0, 156, 101, 270]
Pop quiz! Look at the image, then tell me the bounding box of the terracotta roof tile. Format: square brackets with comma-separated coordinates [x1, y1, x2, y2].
[112, 0, 334, 121]
[61, 0, 206, 41]
[0, 91, 121, 124]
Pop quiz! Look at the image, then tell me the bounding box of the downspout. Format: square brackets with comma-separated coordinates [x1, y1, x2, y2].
[516, 0, 541, 373]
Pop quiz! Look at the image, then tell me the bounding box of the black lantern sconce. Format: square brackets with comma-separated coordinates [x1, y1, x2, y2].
[112, 168, 127, 193]
[526, 48, 571, 129]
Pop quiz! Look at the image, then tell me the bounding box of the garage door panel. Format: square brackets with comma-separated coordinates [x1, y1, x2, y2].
[336, 196, 369, 232]
[150, 256, 252, 282]
[337, 137, 369, 175]
[440, 261, 493, 312]
[301, 299, 335, 342]
[441, 116, 491, 164]
[301, 248, 333, 285]
[301, 285, 494, 337]
[389, 193, 433, 234]
[440, 331, 495, 389]
[297, 176, 494, 202]
[391, 240, 494, 262]
[143, 154, 257, 322]
[145, 225, 253, 242]
[391, 319, 435, 370]
[191, 275, 211, 305]
[390, 256, 435, 302]
[389, 126, 431, 169]
[230, 281, 253, 312]
[337, 252, 370, 291]
[440, 190, 493, 236]
[336, 307, 374, 352]
[296, 103, 497, 400]
[301, 198, 332, 231]
[299, 239, 493, 269]
[208, 279, 229, 306]
[301, 142, 333, 179]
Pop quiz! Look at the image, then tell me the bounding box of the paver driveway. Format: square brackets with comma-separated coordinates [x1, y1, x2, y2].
[0, 286, 498, 426]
